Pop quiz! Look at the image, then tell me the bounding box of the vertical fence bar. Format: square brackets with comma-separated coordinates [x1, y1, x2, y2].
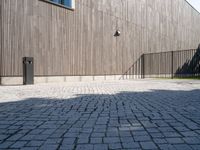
[141, 54, 145, 79]
[171, 51, 174, 79]
[165, 52, 167, 78]
[192, 49, 195, 78]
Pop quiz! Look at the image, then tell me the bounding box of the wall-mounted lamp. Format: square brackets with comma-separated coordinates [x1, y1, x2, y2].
[114, 30, 121, 37]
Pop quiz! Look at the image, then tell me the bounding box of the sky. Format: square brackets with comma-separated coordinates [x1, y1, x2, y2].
[186, 0, 200, 13]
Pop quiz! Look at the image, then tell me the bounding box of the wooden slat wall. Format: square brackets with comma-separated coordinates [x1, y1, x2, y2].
[0, 0, 200, 77]
[0, 1, 1, 77]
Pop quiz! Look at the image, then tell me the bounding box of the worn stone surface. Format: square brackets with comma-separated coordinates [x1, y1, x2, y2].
[0, 79, 200, 149]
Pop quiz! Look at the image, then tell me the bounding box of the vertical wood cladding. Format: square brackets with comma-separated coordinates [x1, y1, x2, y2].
[0, 1, 2, 77]
[0, 0, 200, 77]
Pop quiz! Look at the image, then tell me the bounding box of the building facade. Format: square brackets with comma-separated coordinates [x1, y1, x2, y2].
[0, 0, 200, 85]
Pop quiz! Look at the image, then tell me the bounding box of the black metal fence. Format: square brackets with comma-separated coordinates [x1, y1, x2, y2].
[143, 48, 200, 78]
[122, 47, 200, 79]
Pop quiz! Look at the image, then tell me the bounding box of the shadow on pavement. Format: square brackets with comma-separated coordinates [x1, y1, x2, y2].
[0, 89, 200, 149]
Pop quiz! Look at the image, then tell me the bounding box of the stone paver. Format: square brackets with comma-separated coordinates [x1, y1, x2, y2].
[0, 79, 200, 150]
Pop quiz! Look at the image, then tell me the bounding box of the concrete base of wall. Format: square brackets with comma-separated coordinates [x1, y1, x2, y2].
[0, 75, 142, 85]
[0, 77, 23, 85]
[1, 74, 198, 85]
[144, 74, 200, 78]
[144, 74, 173, 78]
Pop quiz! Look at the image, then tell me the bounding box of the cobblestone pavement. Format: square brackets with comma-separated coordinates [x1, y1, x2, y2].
[0, 79, 200, 150]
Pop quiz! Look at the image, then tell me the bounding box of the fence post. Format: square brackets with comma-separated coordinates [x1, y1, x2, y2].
[171, 51, 174, 79]
[141, 54, 145, 79]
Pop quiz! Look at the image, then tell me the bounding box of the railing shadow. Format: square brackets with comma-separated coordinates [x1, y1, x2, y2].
[120, 55, 143, 80]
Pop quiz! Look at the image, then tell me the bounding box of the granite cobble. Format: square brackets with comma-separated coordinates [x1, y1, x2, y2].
[0, 79, 200, 149]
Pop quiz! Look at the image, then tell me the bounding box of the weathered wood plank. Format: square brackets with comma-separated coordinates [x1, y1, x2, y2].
[0, 0, 200, 77]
